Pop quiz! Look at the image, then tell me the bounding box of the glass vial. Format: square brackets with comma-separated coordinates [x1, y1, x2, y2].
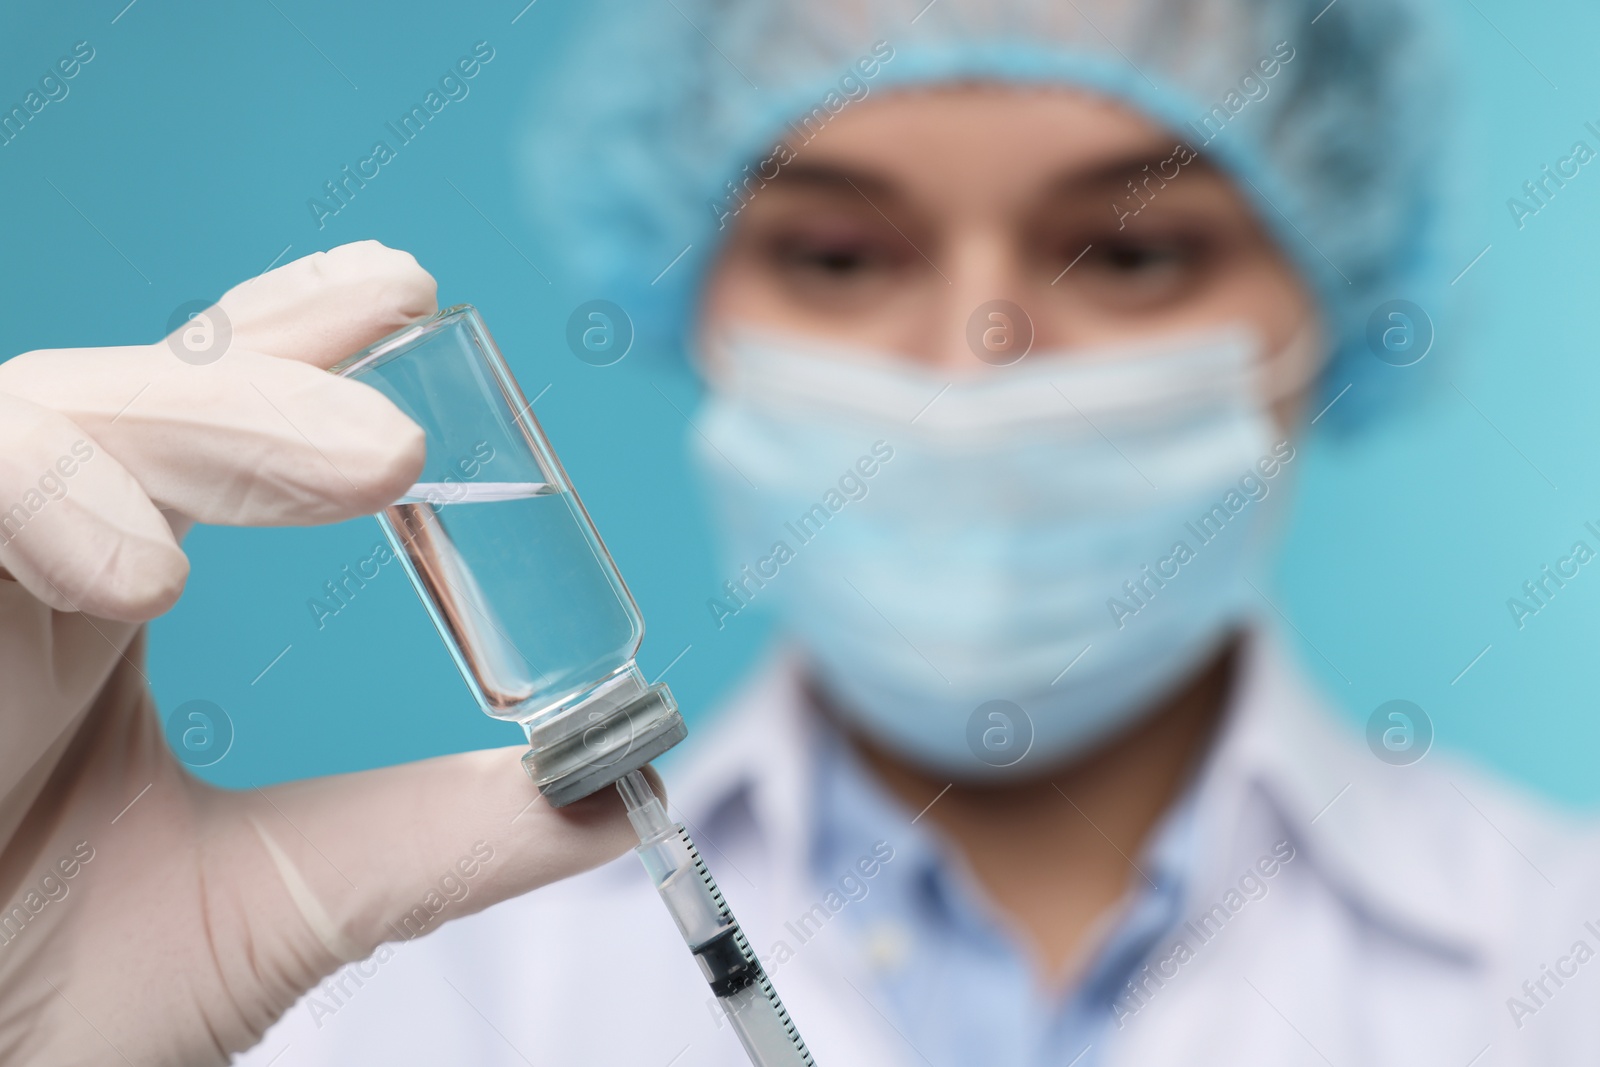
[332, 305, 684, 805]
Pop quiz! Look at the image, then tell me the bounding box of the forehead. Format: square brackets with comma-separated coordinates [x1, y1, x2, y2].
[775, 84, 1215, 208]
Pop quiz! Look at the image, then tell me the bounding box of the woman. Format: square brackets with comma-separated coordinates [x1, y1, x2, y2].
[241, 0, 1599, 1065]
[9, 0, 1584, 1063]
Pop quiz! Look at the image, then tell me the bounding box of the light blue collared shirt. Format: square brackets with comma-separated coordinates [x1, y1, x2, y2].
[809, 720, 1199, 1067]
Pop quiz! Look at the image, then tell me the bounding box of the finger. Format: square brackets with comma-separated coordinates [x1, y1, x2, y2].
[0, 345, 424, 526]
[215, 241, 438, 368]
[0, 392, 187, 620]
[205, 748, 651, 986]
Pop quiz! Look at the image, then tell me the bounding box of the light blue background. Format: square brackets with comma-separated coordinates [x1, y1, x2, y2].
[3, 1, 1598, 804]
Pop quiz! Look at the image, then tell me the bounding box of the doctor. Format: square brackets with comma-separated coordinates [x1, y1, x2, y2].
[10, 2, 1596, 1067]
[242, 1, 1600, 1066]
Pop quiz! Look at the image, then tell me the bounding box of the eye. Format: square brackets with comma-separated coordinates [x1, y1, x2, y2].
[1084, 235, 1195, 275]
[737, 212, 921, 314]
[1045, 228, 1216, 311]
[767, 229, 906, 279]
[778, 238, 872, 275]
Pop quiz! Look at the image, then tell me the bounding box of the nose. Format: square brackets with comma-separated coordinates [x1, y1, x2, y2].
[918, 224, 1033, 372]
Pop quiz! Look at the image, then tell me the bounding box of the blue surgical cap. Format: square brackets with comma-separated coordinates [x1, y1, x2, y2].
[520, 0, 1451, 429]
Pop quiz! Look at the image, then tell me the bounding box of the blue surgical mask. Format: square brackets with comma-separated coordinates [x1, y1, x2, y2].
[692, 325, 1310, 779]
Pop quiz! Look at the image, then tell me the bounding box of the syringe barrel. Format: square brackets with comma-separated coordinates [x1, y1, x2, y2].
[619, 771, 816, 1066]
[636, 831, 726, 948]
[646, 830, 815, 1066]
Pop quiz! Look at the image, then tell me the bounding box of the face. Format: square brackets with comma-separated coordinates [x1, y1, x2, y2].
[700, 85, 1320, 426]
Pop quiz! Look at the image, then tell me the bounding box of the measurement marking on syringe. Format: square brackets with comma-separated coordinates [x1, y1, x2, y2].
[679, 809, 759, 891]
[623, 770, 815, 1065]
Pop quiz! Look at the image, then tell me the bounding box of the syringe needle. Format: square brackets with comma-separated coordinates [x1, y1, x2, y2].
[618, 770, 817, 1067]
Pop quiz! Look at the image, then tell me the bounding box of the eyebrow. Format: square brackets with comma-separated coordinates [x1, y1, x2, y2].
[763, 161, 899, 201]
[758, 147, 1221, 206]
[1042, 147, 1221, 195]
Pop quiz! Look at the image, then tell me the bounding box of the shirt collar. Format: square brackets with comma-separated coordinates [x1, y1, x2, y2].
[802, 699, 1199, 931]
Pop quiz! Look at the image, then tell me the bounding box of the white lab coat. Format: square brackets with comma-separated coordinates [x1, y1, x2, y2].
[238, 633, 1600, 1066]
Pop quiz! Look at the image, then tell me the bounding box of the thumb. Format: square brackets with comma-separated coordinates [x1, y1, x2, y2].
[206, 748, 654, 993]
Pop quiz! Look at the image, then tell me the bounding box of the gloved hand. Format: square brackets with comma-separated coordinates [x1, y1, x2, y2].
[0, 242, 646, 1065]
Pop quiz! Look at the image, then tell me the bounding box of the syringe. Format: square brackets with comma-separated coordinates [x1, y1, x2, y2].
[618, 770, 817, 1067]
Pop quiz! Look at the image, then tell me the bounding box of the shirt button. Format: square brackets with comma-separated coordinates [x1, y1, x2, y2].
[864, 922, 912, 971]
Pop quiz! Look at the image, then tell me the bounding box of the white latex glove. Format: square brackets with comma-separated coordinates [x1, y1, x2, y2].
[0, 242, 647, 1065]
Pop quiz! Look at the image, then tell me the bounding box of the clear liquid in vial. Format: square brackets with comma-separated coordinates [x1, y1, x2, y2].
[382, 482, 640, 720]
